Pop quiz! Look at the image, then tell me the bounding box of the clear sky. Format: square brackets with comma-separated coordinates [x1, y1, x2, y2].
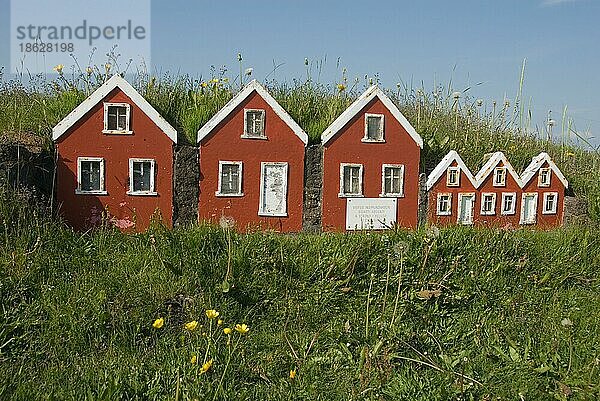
[1, 0, 599, 146]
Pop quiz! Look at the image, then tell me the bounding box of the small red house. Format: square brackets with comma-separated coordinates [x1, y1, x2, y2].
[426, 150, 479, 226]
[197, 80, 308, 232]
[52, 75, 177, 231]
[519, 152, 568, 228]
[320, 86, 423, 231]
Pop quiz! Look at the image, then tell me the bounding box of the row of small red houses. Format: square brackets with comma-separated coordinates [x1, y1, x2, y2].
[52, 75, 568, 232]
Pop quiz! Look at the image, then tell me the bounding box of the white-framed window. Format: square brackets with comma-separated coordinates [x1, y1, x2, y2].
[242, 109, 266, 139]
[480, 192, 497, 215]
[446, 167, 460, 187]
[128, 158, 156, 196]
[520, 192, 538, 224]
[493, 167, 506, 187]
[542, 192, 558, 214]
[501, 192, 517, 215]
[76, 157, 106, 195]
[363, 113, 385, 142]
[380, 164, 404, 197]
[538, 168, 551, 187]
[339, 163, 363, 197]
[103, 102, 132, 134]
[259, 162, 288, 217]
[216, 161, 243, 197]
[436, 193, 452, 216]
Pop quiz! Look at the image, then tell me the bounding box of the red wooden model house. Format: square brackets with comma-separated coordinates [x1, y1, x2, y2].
[320, 86, 423, 231]
[52, 75, 177, 231]
[196, 80, 308, 232]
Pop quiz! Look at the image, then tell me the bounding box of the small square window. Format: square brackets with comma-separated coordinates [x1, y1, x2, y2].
[501, 192, 516, 215]
[493, 167, 506, 187]
[437, 193, 452, 216]
[339, 164, 363, 196]
[103, 103, 131, 134]
[217, 161, 243, 196]
[447, 167, 460, 187]
[381, 164, 404, 196]
[363, 114, 384, 142]
[76, 157, 106, 194]
[481, 193, 497, 215]
[542, 192, 558, 214]
[128, 159, 156, 195]
[243, 109, 266, 138]
[538, 168, 551, 187]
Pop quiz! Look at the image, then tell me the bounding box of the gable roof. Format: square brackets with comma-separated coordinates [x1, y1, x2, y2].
[521, 152, 569, 188]
[426, 150, 478, 190]
[52, 74, 177, 143]
[474, 151, 522, 187]
[197, 79, 308, 145]
[320, 85, 423, 148]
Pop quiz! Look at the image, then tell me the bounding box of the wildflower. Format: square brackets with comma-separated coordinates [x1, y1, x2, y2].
[152, 318, 164, 329]
[222, 77, 229, 83]
[223, 327, 232, 335]
[289, 369, 296, 379]
[566, 151, 575, 157]
[476, 99, 484, 107]
[200, 358, 213, 374]
[452, 91, 461, 100]
[191, 355, 198, 365]
[105, 63, 111, 72]
[217, 319, 223, 326]
[86, 66, 93, 75]
[53, 64, 64, 74]
[184, 320, 199, 331]
[206, 309, 219, 319]
[200, 81, 208, 88]
[210, 78, 219, 84]
[234, 323, 249, 335]
[337, 83, 346, 92]
[245, 67, 253, 76]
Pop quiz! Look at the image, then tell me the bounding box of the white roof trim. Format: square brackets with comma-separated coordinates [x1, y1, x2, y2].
[521, 152, 569, 188]
[474, 151, 523, 187]
[52, 75, 177, 143]
[426, 150, 478, 190]
[320, 85, 423, 148]
[197, 79, 308, 145]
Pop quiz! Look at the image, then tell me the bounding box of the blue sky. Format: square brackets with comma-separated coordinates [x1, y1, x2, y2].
[1, 0, 599, 146]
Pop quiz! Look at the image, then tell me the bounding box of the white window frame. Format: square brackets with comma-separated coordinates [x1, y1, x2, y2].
[520, 192, 539, 225]
[380, 164, 405, 197]
[242, 108, 267, 139]
[362, 113, 385, 142]
[542, 192, 558, 215]
[538, 168, 551, 187]
[76, 157, 107, 195]
[216, 161, 244, 197]
[493, 167, 506, 187]
[127, 158, 157, 196]
[339, 163, 364, 197]
[103, 102, 132, 134]
[258, 162, 288, 217]
[457, 193, 476, 225]
[501, 192, 517, 215]
[436, 193, 452, 216]
[480, 192, 497, 216]
[446, 167, 460, 187]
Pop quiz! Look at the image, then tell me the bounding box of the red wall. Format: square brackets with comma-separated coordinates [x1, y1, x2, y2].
[521, 161, 565, 229]
[322, 98, 421, 231]
[474, 161, 522, 228]
[56, 88, 174, 231]
[428, 161, 477, 226]
[198, 91, 305, 232]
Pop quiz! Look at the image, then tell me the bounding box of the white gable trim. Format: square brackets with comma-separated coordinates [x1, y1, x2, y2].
[474, 152, 523, 188]
[426, 150, 478, 190]
[521, 152, 568, 189]
[197, 80, 308, 146]
[52, 75, 177, 143]
[320, 86, 423, 148]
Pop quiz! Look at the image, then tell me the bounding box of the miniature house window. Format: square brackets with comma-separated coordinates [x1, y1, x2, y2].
[520, 193, 538, 224]
[446, 167, 460, 187]
[480, 193, 496, 215]
[542, 192, 558, 214]
[381, 164, 404, 197]
[538, 168, 551, 187]
[501, 192, 517, 215]
[243, 109, 266, 138]
[363, 114, 385, 142]
[128, 159, 156, 195]
[493, 167, 506, 187]
[103, 103, 131, 134]
[259, 162, 288, 216]
[457, 193, 475, 225]
[76, 157, 106, 195]
[217, 161, 243, 196]
[436, 193, 452, 216]
[339, 163, 363, 197]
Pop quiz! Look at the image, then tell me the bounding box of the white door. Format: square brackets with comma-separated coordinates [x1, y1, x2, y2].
[259, 162, 288, 217]
[520, 193, 538, 224]
[457, 193, 475, 225]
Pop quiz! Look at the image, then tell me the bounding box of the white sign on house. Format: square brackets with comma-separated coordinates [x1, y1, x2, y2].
[345, 198, 397, 230]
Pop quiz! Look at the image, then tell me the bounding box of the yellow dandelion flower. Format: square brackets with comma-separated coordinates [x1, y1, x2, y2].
[234, 323, 249, 335]
[206, 309, 219, 319]
[217, 319, 223, 326]
[152, 317, 164, 329]
[53, 64, 64, 74]
[223, 327, 232, 335]
[200, 358, 213, 374]
[86, 66, 93, 75]
[337, 83, 346, 92]
[184, 320, 198, 331]
[222, 77, 229, 83]
[191, 355, 198, 365]
[200, 81, 208, 88]
[289, 369, 296, 379]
